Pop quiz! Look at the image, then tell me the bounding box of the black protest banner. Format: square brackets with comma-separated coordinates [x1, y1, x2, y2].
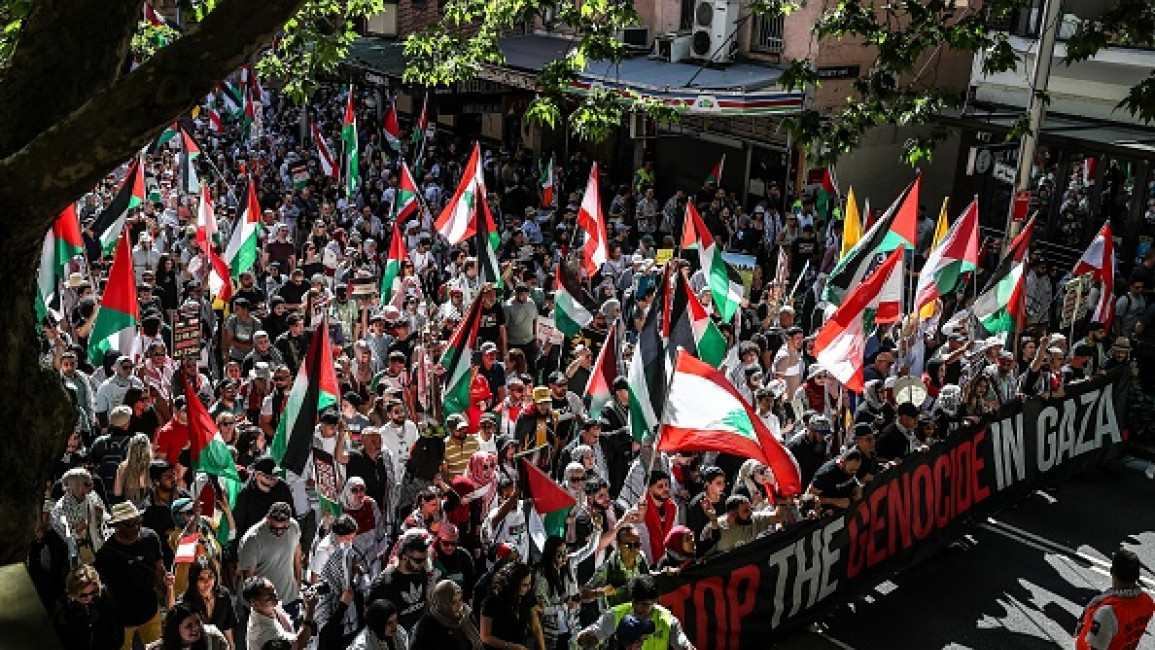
[659, 369, 1132, 650]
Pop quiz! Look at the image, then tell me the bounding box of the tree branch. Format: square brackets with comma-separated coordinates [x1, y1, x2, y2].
[0, 0, 311, 250]
[0, 0, 141, 159]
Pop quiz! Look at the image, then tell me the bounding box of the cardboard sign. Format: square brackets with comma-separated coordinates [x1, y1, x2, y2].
[1060, 273, 1093, 329]
[312, 448, 342, 513]
[173, 312, 203, 360]
[536, 316, 564, 345]
[655, 248, 674, 267]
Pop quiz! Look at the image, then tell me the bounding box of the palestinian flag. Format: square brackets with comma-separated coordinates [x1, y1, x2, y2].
[179, 127, 201, 195]
[521, 459, 576, 548]
[840, 186, 862, 261]
[814, 248, 905, 393]
[475, 191, 502, 289]
[435, 142, 484, 245]
[660, 350, 802, 496]
[225, 178, 262, 280]
[1071, 221, 1115, 328]
[87, 230, 139, 364]
[311, 121, 338, 179]
[540, 155, 556, 209]
[394, 159, 420, 221]
[914, 197, 979, 317]
[815, 167, 839, 221]
[195, 188, 233, 302]
[585, 327, 618, 420]
[973, 217, 1035, 335]
[241, 85, 256, 142]
[685, 201, 744, 322]
[35, 204, 85, 324]
[684, 275, 726, 367]
[91, 157, 145, 255]
[383, 102, 402, 152]
[822, 173, 920, 306]
[342, 89, 359, 196]
[555, 260, 597, 338]
[628, 265, 670, 442]
[439, 297, 484, 417]
[218, 82, 243, 117]
[186, 378, 241, 482]
[705, 155, 725, 187]
[380, 218, 407, 305]
[918, 197, 953, 319]
[271, 315, 340, 475]
[576, 163, 609, 277]
[147, 122, 181, 154]
[412, 94, 429, 144]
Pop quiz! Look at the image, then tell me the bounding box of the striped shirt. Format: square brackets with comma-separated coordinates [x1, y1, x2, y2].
[443, 434, 481, 480]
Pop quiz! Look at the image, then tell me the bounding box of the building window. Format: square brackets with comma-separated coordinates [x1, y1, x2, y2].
[751, 11, 784, 54]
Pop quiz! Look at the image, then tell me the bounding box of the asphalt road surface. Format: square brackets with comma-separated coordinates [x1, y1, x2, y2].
[775, 464, 1155, 650]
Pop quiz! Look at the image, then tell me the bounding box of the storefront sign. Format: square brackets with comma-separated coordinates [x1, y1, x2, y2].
[477, 64, 539, 91]
[816, 65, 861, 80]
[660, 369, 1130, 649]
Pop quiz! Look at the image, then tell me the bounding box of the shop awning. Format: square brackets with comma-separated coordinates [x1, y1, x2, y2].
[495, 34, 804, 116]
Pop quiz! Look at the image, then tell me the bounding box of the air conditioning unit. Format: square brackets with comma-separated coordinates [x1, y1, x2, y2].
[654, 33, 694, 63]
[618, 26, 650, 52]
[691, 0, 739, 64]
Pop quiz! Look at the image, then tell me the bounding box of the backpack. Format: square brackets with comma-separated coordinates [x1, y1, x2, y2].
[98, 434, 131, 493]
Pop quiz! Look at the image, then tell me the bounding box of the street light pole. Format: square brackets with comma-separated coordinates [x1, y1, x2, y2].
[1003, 0, 1062, 253]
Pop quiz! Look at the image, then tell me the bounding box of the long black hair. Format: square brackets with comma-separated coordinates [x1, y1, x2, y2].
[179, 562, 228, 622]
[489, 560, 535, 618]
[160, 602, 209, 650]
[535, 535, 572, 597]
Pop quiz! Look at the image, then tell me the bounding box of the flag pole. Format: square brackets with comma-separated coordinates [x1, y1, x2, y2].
[645, 348, 680, 483]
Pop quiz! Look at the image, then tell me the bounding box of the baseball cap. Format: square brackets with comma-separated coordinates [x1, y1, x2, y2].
[616, 615, 657, 644]
[808, 414, 833, 433]
[267, 502, 293, 522]
[533, 386, 552, 403]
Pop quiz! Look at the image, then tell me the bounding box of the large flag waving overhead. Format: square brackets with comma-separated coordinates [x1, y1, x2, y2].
[380, 218, 407, 305]
[87, 230, 139, 364]
[914, 197, 979, 316]
[840, 187, 862, 260]
[1072, 222, 1115, 328]
[685, 276, 727, 367]
[521, 459, 576, 545]
[394, 160, 420, 222]
[814, 248, 905, 393]
[272, 315, 340, 475]
[476, 191, 502, 289]
[705, 155, 725, 187]
[186, 380, 241, 482]
[628, 265, 670, 442]
[577, 163, 609, 277]
[311, 121, 338, 179]
[435, 142, 484, 244]
[667, 272, 726, 367]
[36, 205, 85, 323]
[685, 201, 744, 322]
[92, 157, 146, 255]
[439, 296, 484, 417]
[973, 217, 1035, 335]
[585, 327, 618, 420]
[660, 350, 803, 496]
[823, 173, 920, 306]
[225, 178, 262, 280]
[555, 260, 598, 338]
[342, 88, 359, 197]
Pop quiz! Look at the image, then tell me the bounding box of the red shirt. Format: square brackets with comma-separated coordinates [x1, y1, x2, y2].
[154, 419, 190, 463]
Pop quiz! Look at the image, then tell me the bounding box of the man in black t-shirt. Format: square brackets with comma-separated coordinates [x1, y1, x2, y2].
[476, 284, 507, 353]
[807, 449, 864, 516]
[93, 502, 166, 648]
[367, 533, 431, 634]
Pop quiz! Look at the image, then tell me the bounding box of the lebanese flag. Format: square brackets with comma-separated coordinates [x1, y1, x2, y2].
[271, 315, 340, 475]
[1072, 222, 1115, 328]
[705, 155, 725, 187]
[311, 121, 338, 179]
[660, 350, 802, 496]
[383, 102, 402, 152]
[196, 188, 233, 302]
[914, 197, 979, 315]
[577, 163, 609, 276]
[435, 142, 484, 244]
[585, 327, 618, 419]
[380, 218, 407, 305]
[174, 533, 200, 564]
[394, 159, 420, 221]
[973, 218, 1035, 335]
[186, 378, 241, 481]
[225, 178, 262, 280]
[814, 248, 905, 393]
[86, 230, 139, 365]
[439, 297, 484, 417]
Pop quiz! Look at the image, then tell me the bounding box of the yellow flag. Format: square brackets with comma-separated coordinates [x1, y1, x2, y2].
[840, 187, 862, 260]
[919, 197, 951, 319]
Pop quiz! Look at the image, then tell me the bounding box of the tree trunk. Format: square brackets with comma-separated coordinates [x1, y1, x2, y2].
[0, 242, 74, 565]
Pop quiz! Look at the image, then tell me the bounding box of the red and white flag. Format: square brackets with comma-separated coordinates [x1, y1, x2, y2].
[311, 121, 338, 179]
[174, 533, 200, 564]
[1072, 222, 1115, 328]
[814, 248, 905, 393]
[435, 142, 484, 245]
[577, 163, 609, 276]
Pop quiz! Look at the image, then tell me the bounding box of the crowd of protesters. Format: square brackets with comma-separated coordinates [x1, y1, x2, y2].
[25, 74, 1155, 650]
